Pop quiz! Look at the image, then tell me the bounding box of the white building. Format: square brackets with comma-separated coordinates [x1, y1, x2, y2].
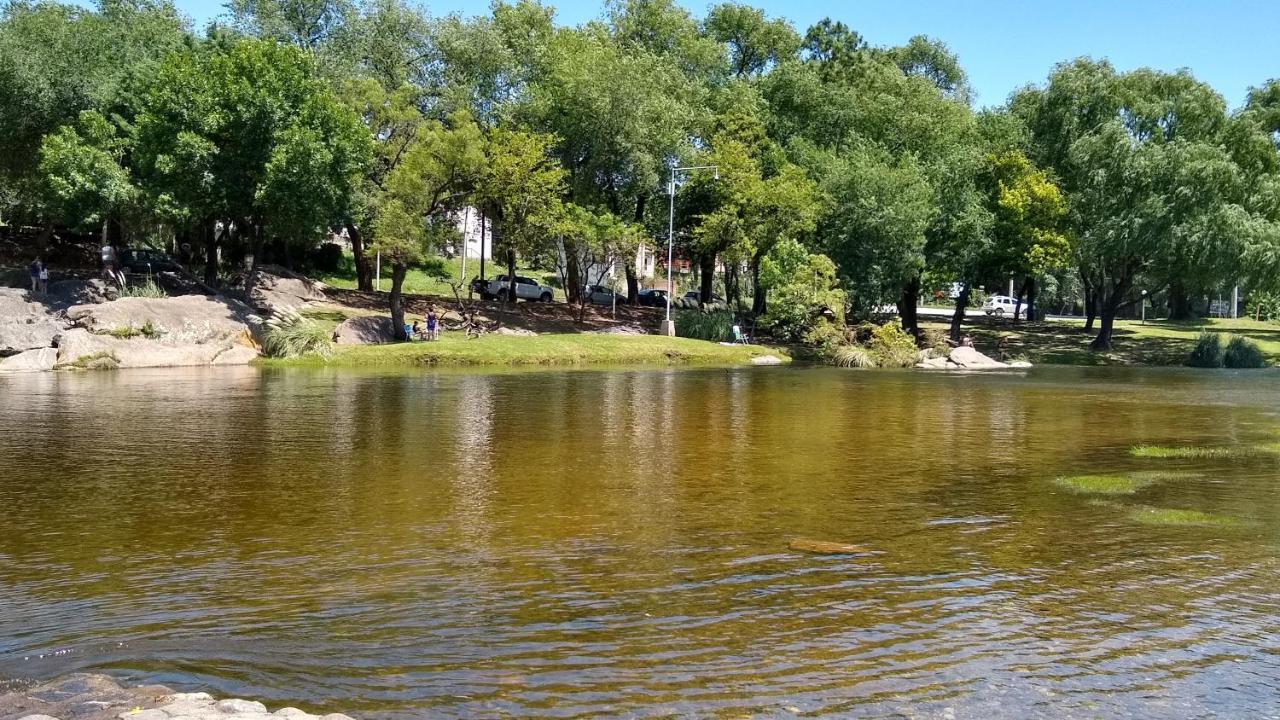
[449, 207, 493, 262]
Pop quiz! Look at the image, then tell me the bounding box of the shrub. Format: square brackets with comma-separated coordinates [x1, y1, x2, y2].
[115, 279, 168, 299]
[310, 242, 345, 273]
[802, 319, 848, 354]
[919, 327, 950, 356]
[829, 345, 874, 368]
[675, 309, 734, 342]
[1186, 332, 1223, 368]
[263, 308, 333, 359]
[1223, 335, 1266, 368]
[1246, 291, 1280, 322]
[868, 322, 919, 368]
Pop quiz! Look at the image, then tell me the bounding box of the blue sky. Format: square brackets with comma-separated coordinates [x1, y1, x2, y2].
[166, 0, 1278, 109]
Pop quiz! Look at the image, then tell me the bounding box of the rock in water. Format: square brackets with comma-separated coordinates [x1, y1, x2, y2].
[751, 355, 783, 366]
[947, 346, 1009, 369]
[789, 538, 872, 555]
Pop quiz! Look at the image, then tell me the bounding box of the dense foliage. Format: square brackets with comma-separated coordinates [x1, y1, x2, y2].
[4, 0, 1280, 352]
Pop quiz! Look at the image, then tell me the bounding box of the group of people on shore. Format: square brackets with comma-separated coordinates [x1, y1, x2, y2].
[409, 307, 443, 341]
[28, 257, 49, 293]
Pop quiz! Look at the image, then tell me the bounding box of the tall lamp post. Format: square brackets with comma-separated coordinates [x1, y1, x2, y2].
[662, 164, 718, 337]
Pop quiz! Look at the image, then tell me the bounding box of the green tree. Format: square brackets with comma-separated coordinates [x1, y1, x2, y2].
[476, 127, 567, 314]
[758, 237, 845, 340]
[134, 38, 371, 284]
[703, 3, 799, 78]
[38, 110, 138, 240]
[371, 111, 485, 338]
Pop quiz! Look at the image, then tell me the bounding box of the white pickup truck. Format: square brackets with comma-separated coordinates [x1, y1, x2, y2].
[483, 274, 555, 302]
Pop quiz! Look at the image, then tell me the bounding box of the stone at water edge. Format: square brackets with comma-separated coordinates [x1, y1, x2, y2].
[0, 347, 58, 372]
[751, 355, 783, 366]
[789, 538, 874, 555]
[947, 345, 1008, 369]
[18, 715, 61, 720]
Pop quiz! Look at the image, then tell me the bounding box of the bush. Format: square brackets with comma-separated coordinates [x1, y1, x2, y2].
[1246, 291, 1280, 322]
[263, 308, 333, 359]
[675, 309, 734, 342]
[802, 319, 848, 354]
[829, 345, 874, 368]
[115, 279, 168, 299]
[1223, 335, 1266, 368]
[1186, 332, 1223, 368]
[868, 322, 919, 368]
[919, 327, 950, 356]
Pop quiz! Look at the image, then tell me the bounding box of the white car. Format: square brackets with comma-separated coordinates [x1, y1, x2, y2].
[485, 274, 555, 302]
[982, 295, 1027, 318]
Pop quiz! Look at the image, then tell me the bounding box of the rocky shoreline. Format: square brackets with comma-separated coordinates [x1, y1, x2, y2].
[0, 674, 355, 720]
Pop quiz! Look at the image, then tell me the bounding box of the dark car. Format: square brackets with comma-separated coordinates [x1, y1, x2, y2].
[122, 248, 183, 274]
[683, 290, 725, 304]
[638, 288, 668, 307]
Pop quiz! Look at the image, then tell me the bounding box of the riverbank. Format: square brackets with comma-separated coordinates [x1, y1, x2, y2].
[261, 332, 789, 369]
[0, 674, 354, 720]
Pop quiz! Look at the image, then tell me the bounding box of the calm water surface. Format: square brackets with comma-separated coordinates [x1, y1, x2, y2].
[2, 365, 1279, 718]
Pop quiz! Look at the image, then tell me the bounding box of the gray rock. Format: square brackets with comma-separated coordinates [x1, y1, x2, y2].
[246, 265, 328, 313]
[66, 295, 261, 345]
[332, 315, 396, 345]
[0, 347, 58, 372]
[18, 715, 62, 720]
[494, 326, 537, 336]
[948, 346, 1009, 369]
[47, 278, 110, 306]
[0, 288, 68, 356]
[117, 709, 167, 720]
[751, 354, 783, 366]
[916, 356, 952, 370]
[318, 715, 355, 720]
[272, 708, 315, 718]
[172, 693, 214, 702]
[54, 328, 259, 370]
[216, 699, 268, 714]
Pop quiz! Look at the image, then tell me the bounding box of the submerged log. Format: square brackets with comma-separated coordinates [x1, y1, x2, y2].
[789, 538, 873, 555]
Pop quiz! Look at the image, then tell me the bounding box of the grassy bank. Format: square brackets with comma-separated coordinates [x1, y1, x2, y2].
[930, 315, 1280, 366]
[261, 333, 788, 369]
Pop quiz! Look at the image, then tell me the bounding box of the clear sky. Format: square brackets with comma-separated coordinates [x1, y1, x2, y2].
[163, 0, 1279, 109]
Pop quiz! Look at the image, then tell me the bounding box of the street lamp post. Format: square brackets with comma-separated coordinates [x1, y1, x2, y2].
[662, 164, 718, 337]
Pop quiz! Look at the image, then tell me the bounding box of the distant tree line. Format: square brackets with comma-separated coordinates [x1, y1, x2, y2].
[3, 0, 1280, 348]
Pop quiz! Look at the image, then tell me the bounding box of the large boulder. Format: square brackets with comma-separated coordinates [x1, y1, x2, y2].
[947, 346, 1009, 369]
[56, 295, 262, 369]
[0, 347, 58, 372]
[0, 288, 68, 356]
[46, 277, 110, 306]
[333, 315, 396, 345]
[245, 264, 327, 313]
[66, 295, 262, 345]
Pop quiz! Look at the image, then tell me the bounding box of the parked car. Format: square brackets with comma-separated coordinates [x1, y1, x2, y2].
[583, 284, 621, 305]
[683, 290, 725, 304]
[484, 274, 555, 302]
[121, 248, 183, 274]
[638, 288, 668, 307]
[982, 295, 1027, 318]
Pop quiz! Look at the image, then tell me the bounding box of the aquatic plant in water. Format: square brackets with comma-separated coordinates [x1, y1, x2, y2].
[1129, 445, 1240, 459]
[1054, 475, 1153, 495]
[1128, 506, 1240, 527]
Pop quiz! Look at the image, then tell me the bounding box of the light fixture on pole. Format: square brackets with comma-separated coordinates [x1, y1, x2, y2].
[661, 164, 718, 337]
[1141, 289, 1149, 324]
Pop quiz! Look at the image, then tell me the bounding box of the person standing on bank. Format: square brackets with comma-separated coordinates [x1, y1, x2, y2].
[38, 261, 49, 293]
[29, 257, 42, 293]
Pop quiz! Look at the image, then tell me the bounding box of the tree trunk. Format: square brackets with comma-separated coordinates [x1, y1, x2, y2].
[1090, 276, 1132, 351]
[751, 254, 766, 315]
[1013, 279, 1027, 323]
[497, 247, 517, 324]
[566, 250, 582, 304]
[949, 283, 971, 342]
[725, 262, 740, 309]
[390, 262, 408, 341]
[899, 274, 921, 337]
[1083, 286, 1097, 331]
[1024, 276, 1037, 321]
[479, 209, 487, 281]
[699, 253, 715, 306]
[624, 263, 639, 304]
[203, 219, 219, 287]
[1169, 280, 1192, 320]
[347, 223, 373, 292]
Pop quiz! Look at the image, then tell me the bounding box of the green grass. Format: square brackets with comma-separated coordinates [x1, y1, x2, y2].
[261, 333, 789, 369]
[1130, 445, 1241, 459]
[1053, 475, 1153, 495]
[1128, 506, 1241, 527]
[928, 315, 1280, 367]
[316, 253, 565, 300]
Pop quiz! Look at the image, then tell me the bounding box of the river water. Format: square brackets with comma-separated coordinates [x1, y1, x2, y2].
[1, 366, 1278, 718]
